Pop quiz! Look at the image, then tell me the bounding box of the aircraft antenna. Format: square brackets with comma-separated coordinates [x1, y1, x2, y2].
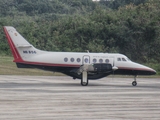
[86, 50, 89, 53]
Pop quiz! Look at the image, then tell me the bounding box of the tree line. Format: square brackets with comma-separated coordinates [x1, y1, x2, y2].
[0, 0, 160, 66]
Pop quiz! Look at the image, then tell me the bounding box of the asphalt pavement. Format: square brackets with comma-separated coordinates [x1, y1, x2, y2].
[0, 75, 160, 120]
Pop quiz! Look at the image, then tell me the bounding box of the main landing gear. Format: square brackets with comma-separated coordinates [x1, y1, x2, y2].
[81, 71, 89, 86]
[132, 75, 137, 86]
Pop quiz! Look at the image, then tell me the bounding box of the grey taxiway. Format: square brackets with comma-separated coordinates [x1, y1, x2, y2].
[0, 75, 160, 120]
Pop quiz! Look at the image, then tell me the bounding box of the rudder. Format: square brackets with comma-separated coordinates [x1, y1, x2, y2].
[3, 26, 37, 63]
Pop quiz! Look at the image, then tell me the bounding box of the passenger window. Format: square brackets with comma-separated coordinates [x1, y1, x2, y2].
[99, 59, 103, 63]
[105, 59, 109, 63]
[84, 58, 89, 63]
[70, 58, 74, 62]
[64, 57, 68, 62]
[122, 58, 126, 61]
[77, 58, 81, 62]
[117, 58, 121, 61]
[93, 58, 97, 63]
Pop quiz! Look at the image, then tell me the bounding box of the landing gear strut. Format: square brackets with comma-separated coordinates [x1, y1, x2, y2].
[81, 71, 88, 86]
[132, 75, 137, 86]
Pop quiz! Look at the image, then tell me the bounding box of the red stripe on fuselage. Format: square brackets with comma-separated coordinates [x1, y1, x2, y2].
[18, 61, 80, 67]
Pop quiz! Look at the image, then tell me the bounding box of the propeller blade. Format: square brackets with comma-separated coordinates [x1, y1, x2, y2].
[112, 66, 118, 71]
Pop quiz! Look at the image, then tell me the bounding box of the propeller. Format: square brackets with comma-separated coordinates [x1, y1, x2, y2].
[112, 66, 118, 71]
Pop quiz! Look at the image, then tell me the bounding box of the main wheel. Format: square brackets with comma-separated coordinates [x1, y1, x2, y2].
[81, 79, 88, 86]
[132, 81, 137, 86]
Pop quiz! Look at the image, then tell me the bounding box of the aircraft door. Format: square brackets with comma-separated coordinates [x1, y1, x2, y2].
[82, 55, 90, 65]
[108, 58, 114, 66]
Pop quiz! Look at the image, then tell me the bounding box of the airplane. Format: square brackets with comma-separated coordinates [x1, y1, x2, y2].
[3, 26, 156, 86]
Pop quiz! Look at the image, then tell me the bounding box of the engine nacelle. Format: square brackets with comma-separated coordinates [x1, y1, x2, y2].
[92, 63, 112, 73]
[77, 63, 113, 74]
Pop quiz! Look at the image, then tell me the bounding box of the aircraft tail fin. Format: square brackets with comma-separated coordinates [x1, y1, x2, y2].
[3, 26, 38, 63]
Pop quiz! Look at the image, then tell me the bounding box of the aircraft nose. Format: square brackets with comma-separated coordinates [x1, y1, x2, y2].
[149, 69, 156, 75]
[132, 62, 156, 75]
[141, 68, 156, 75]
[144, 65, 156, 75]
[141, 66, 156, 75]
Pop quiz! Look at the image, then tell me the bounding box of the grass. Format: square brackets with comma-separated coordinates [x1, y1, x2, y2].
[0, 56, 63, 76]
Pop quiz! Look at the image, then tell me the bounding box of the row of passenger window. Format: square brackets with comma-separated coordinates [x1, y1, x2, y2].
[64, 57, 110, 63]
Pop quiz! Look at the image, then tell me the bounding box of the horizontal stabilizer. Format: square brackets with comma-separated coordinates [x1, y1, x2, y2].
[16, 44, 32, 48]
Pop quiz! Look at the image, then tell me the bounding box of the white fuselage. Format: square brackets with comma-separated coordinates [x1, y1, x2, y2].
[20, 49, 154, 72]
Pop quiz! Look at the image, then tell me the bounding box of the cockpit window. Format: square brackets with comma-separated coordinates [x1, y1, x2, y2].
[117, 58, 121, 61]
[117, 56, 131, 62]
[122, 58, 126, 61]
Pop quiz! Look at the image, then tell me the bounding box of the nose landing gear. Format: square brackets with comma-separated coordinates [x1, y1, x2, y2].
[132, 75, 137, 86]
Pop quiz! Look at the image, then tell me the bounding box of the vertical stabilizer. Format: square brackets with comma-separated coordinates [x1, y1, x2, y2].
[3, 26, 37, 62]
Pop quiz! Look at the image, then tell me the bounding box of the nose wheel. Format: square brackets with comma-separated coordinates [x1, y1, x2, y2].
[132, 81, 137, 86]
[132, 75, 137, 86]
